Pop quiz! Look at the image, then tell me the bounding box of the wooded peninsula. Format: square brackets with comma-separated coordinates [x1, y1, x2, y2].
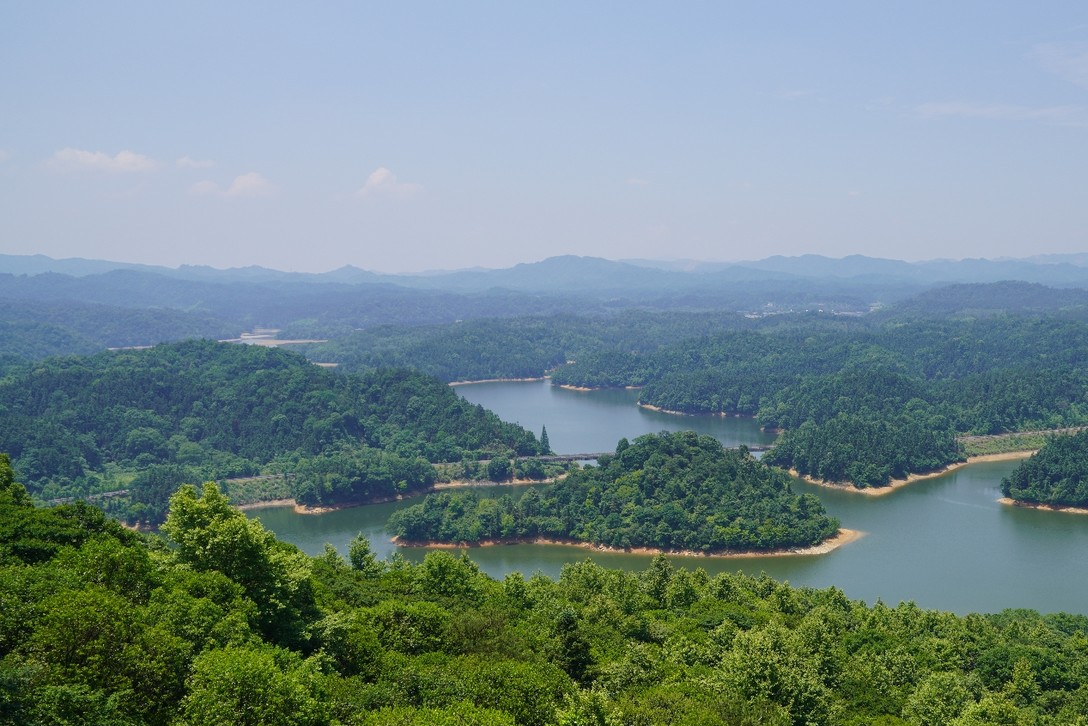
[1002, 429, 1088, 510]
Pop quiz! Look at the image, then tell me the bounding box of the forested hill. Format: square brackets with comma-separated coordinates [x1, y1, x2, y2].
[389, 431, 840, 553]
[1002, 430, 1088, 508]
[0, 299, 237, 364]
[0, 340, 541, 512]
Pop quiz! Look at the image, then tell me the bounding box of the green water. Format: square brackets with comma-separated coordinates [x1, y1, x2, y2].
[250, 380, 1088, 614]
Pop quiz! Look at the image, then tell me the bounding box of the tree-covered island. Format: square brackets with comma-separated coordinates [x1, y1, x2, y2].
[1001, 429, 1088, 510]
[389, 431, 842, 554]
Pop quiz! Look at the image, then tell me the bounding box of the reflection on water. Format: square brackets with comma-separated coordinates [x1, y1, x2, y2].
[250, 381, 1088, 615]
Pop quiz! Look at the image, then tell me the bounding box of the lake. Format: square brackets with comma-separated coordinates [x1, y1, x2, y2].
[250, 379, 1088, 615]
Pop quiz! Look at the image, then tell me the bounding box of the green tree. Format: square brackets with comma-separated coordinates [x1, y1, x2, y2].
[175, 646, 329, 726]
[487, 457, 513, 482]
[552, 610, 594, 684]
[162, 483, 316, 647]
[902, 671, 972, 726]
[348, 532, 384, 577]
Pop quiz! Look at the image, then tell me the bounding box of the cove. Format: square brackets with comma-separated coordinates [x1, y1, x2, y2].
[249, 380, 1088, 615]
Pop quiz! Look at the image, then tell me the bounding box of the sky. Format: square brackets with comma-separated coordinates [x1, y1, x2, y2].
[1, 2, 1087, 274]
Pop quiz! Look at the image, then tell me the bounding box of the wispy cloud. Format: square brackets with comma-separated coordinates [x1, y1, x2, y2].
[915, 101, 1088, 126]
[176, 155, 215, 169]
[225, 172, 277, 197]
[48, 147, 158, 172]
[357, 167, 422, 198]
[1032, 42, 1088, 90]
[626, 177, 650, 186]
[189, 172, 277, 198]
[0, 150, 10, 163]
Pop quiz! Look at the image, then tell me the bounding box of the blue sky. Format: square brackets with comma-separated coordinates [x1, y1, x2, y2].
[2, 2, 1086, 273]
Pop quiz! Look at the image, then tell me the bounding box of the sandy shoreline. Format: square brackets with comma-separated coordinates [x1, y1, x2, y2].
[637, 402, 758, 420]
[637, 402, 691, 416]
[998, 498, 1088, 515]
[791, 451, 1037, 496]
[391, 527, 863, 559]
[238, 476, 562, 515]
[448, 377, 547, 386]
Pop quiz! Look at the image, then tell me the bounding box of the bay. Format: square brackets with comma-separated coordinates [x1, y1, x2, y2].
[250, 380, 1088, 614]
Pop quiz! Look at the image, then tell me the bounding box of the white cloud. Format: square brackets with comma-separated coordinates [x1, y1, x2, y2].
[188, 172, 277, 198]
[1032, 42, 1088, 90]
[176, 155, 215, 169]
[225, 172, 277, 197]
[626, 177, 650, 186]
[49, 147, 157, 172]
[0, 150, 10, 163]
[357, 166, 422, 198]
[915, 101, 1088, 126]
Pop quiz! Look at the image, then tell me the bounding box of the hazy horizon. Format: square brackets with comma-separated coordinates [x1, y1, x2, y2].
[3, 3, 1087, 273]
[7, 249, 1085, 279]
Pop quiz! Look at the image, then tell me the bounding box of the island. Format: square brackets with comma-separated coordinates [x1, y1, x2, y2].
[388, 431, 843, 555]
[1001, 429, 1088, 512]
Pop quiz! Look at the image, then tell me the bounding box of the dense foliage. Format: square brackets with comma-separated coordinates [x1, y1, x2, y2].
[0, 341, 541, 520]
[1002, 430, 1088, 507]
[5, 457, 1088, 725]
[389, 432, 840, 552]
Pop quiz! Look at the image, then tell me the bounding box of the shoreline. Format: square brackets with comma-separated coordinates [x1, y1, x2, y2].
[391, 527, 863, 559]
[241, 476, 563, 516]
[556, 383, 645, 392]
[235, 498, 297, 511]
[637, 402, 757, 420]
[637, 402, 690, 416]
[998, 497, 1088, 515]
[791, 451, 1037, 496]
[448, 376, 547, 386]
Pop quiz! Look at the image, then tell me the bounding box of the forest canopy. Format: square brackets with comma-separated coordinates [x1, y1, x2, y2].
[4, 453, 1088, 725]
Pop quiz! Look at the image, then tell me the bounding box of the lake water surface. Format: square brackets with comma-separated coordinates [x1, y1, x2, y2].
[250, 380, 1088, 615]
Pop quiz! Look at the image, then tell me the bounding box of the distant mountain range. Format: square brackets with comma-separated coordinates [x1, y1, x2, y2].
[2, 252, 1088, 362]
[6, 252, 1088, 292]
